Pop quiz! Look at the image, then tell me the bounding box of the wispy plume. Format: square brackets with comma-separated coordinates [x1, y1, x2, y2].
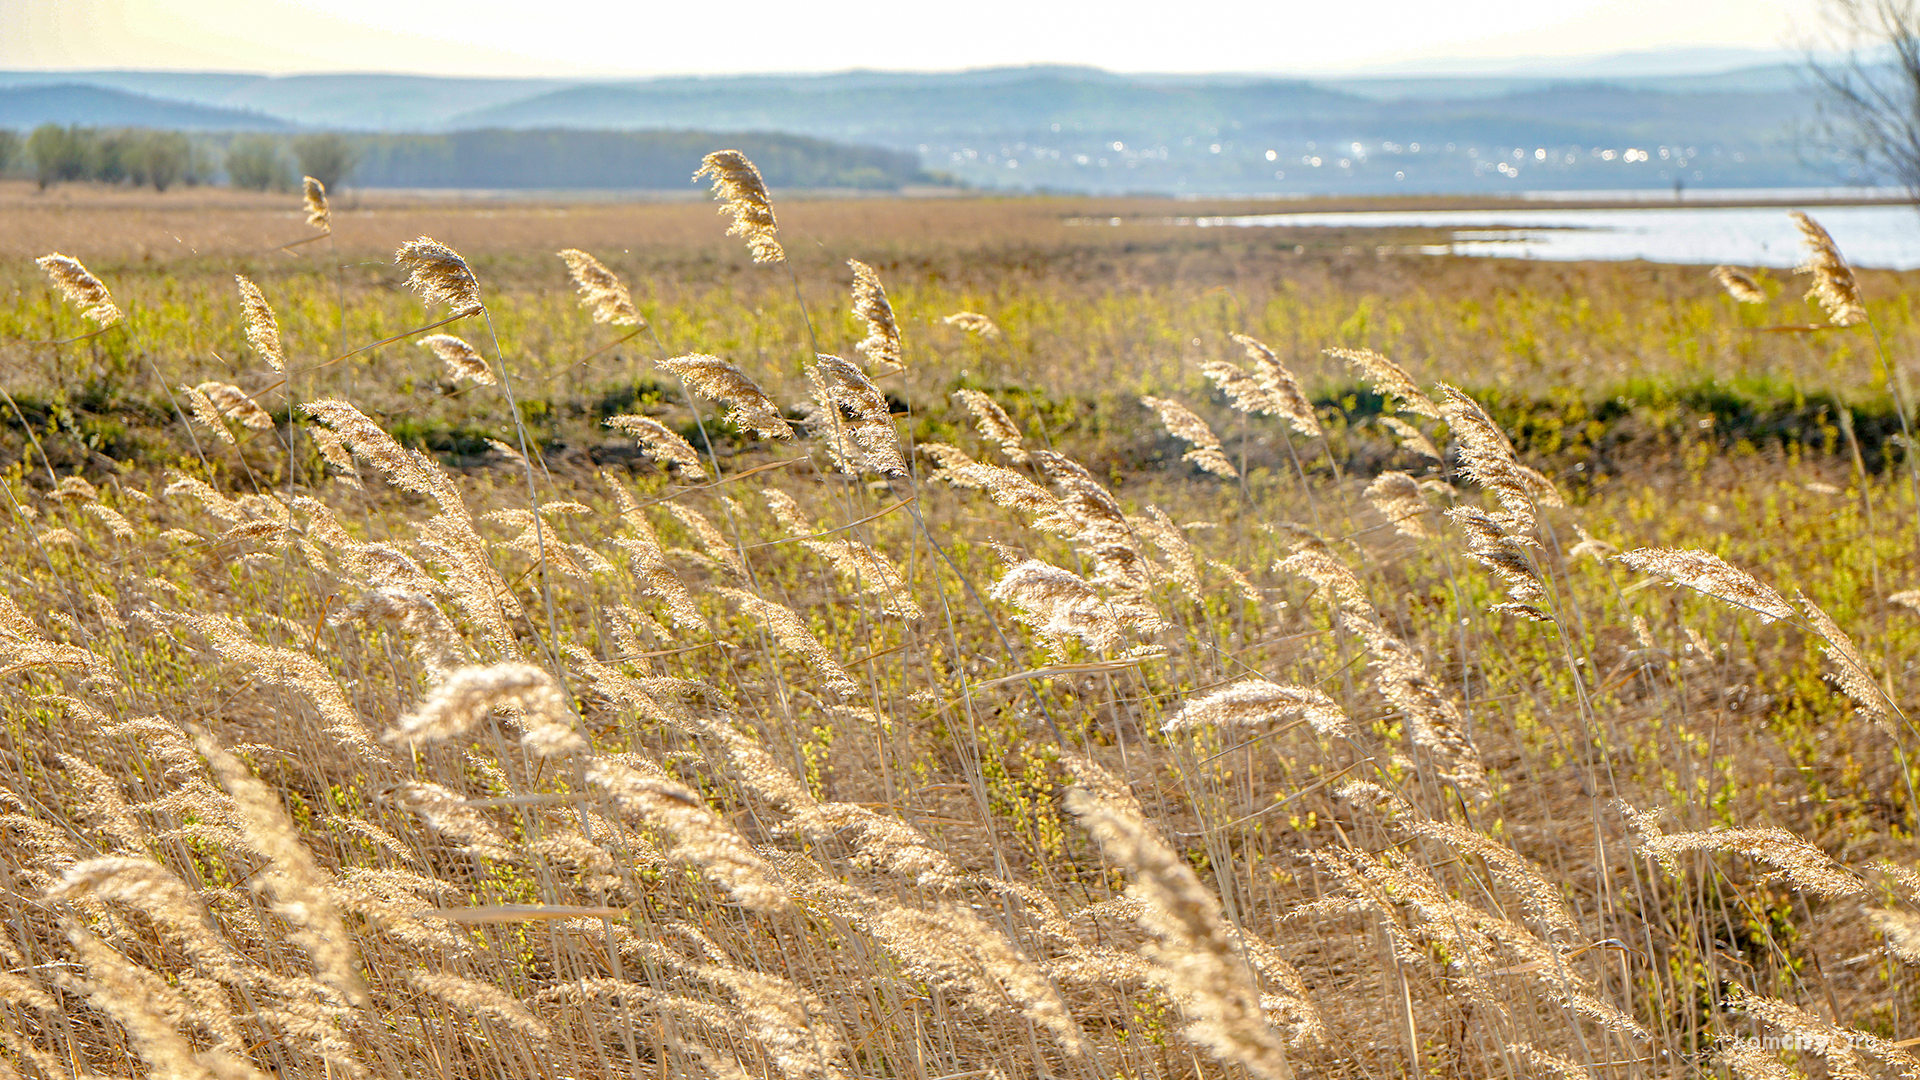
[394, 236, 483, 316]
[183, 382, 273, 441]
[1712, 265, 1767, 304]
[1223, 333, 1320, 436]
[1792, 210, 1867, 326]
[807, 353, 906, 475]
[418, 333, 495, 385]
[587, 758, 791, 912]
[1326, 347, 1438, 418]
[990, 558, 1162, 653]
[558, 248, 642, 327]
[1141, 396, 1237, 479]
[302, 175, 330, 232]
[383, 662, 585, 758]
[717, 587, 862, 697]
[606, 415, 706, 477]
[944, 311, 1002, 338]
[1619, 802, 1862, 898]
[36, 253, 122, 327]
[694, 150, 784, 264]
[848, 259, 902, 369]
[234, 276, 284, 371]
[1364, 471, 1432, 538]
[195, 732, 368, 1009]
[1067, 786, 1296, 1080]
[1376, 415, 1441, 461]
[659, 354, 793, 439]
[953, 389, 1028, 462]
[1613, 548, 1798, 623]
[1163, 679, 1350, 737]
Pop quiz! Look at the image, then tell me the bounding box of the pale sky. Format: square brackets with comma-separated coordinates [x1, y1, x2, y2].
[1, 0, 1830, 78]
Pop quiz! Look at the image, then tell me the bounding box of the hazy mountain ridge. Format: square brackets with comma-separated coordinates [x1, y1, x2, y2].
[0, 84, 292, 131]
[0, 63, 1848, 193]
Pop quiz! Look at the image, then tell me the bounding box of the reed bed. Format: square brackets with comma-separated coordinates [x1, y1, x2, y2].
[2, 169, 1920, 1080]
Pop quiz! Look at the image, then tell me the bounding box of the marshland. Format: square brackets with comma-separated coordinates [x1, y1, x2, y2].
[2, 170, 1919, 1080]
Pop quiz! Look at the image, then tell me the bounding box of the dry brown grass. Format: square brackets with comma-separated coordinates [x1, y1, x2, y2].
[2, 180, 1920, 1080]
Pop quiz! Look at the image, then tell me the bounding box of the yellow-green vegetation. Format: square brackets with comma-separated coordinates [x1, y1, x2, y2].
[3, 178, 1920, 1079]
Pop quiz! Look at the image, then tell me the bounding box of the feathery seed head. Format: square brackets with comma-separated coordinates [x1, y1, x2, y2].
[417, 333, 494, 385]
[808, 353, 906, 475]
[658, 353, 793, 439]
[1438, 383, 1561, 529]
[1621, 802, 1863, 898]
[1326, 346, 1438, 417]
[184, 382, 273, 439]
[1377, 415, 1441, 461]
[384, 663, 584, 757]
[953, 389, 1028, 462]
[848, 259, 902, 369]
[990, 559, 1162, 652]
[945, 311, 1002, 338]
[1712, 265, 1768, 304]
[606, 414, 707, 477]
[1165, 679, 1350, 737]
[1872, 909, 1920, 963]
[1614, 547, 1797, 623]
[234, 276, 284, 371]
[36, 253, 122, 327]
[1365, 471, 1431, 538]
[587, 759, 792, 911]
[1141, 396, 1237, 479]
[1065, 786, 1296, 1080]
[302, 175, 330, 232]
[694, 150, 784, 264]
[394, 236, 483, 316]
[1792, 211, 1867, 327]
[1799, 591, 1890, 726]
[1230, 334, 1321, 436]
[557, 248, 642, 327]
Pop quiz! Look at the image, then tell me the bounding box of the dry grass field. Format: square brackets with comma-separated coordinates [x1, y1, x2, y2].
[3, 173, 1920, 1080]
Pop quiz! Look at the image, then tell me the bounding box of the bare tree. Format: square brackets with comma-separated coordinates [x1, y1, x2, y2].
[1808, 0, 1920, 199]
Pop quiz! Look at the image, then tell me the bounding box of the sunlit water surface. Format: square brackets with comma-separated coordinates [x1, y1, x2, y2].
[1105, 201, 1920, 269]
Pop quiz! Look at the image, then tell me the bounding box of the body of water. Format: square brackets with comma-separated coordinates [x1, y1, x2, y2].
[1125, 200, 1920, 268]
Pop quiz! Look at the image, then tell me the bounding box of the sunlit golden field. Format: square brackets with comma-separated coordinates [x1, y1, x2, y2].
[4, 176, 1920, 1080]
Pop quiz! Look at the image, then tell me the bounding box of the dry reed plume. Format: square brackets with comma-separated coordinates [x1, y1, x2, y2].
[848, 259, 902, 369]
[418, 333, 495, 385]
[302, 175, 330, 232]
[395, 236, 484, 316]
[558, 248, 642, 326]
[695, 150, 784, 263]
[36, 252, 123, 327]
[1712, 265, 1768, 304]
[235, 275, 286, 371]
[808, 352, 906, 475]
[606, 414, 707, 477]
[1067, 786, 1297, 1080]
[658, 353, 794, 438]
[953, 388, 1028, 461]
[1325, 346, 1439, 417]
[944, 310, 1002, 338]
[1163, 679, 1350, 737]
[1792, 210, 1868, 326]
[1217, 333, 1321, 437]
[1141, 396, 1237, 478]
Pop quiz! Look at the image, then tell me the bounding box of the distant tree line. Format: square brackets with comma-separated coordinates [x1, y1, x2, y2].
[1, 125, 214, 190]
[0, 126, 931, 192]
[350, 129, 930, 189]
